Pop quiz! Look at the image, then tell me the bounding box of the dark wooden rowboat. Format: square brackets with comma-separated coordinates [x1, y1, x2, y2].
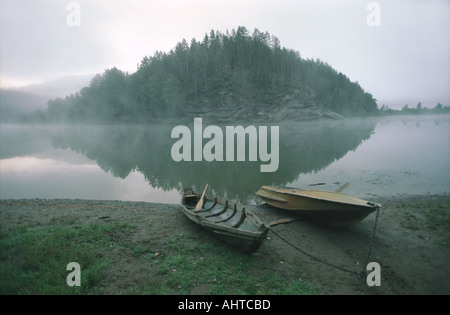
[256, 185, 381, 227]
[181, 188, 270, 251]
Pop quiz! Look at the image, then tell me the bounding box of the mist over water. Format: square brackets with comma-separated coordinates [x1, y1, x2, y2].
[1, 114, 449, 204]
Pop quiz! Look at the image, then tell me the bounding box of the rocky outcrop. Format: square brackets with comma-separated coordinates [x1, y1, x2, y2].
[188, 86, 343, 123]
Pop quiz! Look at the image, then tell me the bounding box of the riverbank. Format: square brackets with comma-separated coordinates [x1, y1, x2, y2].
[1, 193, 449, 295]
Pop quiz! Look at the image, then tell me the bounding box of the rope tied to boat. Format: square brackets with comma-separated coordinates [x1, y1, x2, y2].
[361, 204, 381, 279]
[270, 205, 381, 281]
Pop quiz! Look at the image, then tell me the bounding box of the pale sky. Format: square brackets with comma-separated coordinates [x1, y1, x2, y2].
[1, 0, 449, 107]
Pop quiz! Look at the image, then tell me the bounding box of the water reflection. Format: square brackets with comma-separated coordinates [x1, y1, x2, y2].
[2, 115, 449, 202]
[46, 119, 377, 203]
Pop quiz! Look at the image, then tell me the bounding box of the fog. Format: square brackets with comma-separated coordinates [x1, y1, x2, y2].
[1, 115, 449, 202]
[1, 0, 449, 108]
[1, 1, 449, 203]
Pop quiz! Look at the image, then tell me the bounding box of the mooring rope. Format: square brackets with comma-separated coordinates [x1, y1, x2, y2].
[270, 205, 381, 280]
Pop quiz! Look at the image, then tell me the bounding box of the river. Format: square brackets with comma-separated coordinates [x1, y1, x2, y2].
[1, 114, 449, 204]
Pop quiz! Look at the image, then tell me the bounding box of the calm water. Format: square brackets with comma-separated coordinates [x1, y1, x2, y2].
[1, 115, 449, 204]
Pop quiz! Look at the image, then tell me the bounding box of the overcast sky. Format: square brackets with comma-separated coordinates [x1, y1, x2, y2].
[1, 0, 449, 107]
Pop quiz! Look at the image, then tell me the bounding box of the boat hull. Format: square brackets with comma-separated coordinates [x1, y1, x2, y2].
[181, 188, 270, 251]
[256, 186, 380, 226]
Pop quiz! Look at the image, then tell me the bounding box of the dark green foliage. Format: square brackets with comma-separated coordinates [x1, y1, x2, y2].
[40, 27, 379, 123]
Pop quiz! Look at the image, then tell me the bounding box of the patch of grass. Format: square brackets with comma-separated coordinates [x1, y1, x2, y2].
[403, 211, 418, 221]
[424, 202, 450, 247]
[0, 222, 133, 294]
[131, 245, 155, 258]
[148, 234, 315, 295]
[425, 203, 450, 230]
[398, 199, 450, 247]
[0, 220, 317, 294]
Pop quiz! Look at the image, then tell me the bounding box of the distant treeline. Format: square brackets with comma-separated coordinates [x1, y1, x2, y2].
[379, 102, 450, 116]
[34, 27, 380, 123]
[0, 89, 48, 123]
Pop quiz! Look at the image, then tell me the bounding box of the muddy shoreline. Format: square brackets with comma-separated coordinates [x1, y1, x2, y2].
[1, 193, 449, 295]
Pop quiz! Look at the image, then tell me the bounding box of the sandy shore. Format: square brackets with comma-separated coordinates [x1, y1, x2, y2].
[1, 193, 449, 295]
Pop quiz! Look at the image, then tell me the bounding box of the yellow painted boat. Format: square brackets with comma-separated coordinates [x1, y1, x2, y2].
[256, 185, 381, 226]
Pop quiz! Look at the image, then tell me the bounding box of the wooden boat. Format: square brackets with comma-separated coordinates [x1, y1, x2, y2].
[256, 185, 381, 227]
[181, 188, 270, 251]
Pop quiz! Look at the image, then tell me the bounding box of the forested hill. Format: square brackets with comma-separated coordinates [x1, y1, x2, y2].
[42, 27, 378, 123]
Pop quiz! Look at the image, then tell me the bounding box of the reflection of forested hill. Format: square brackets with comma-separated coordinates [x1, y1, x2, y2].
[0, 125, 54, 158]
[51, 119, 376, 202]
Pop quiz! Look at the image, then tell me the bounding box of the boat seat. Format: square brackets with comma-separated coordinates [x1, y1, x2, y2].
[198, 197, 218, 212]
[232, 207, 247, 228]
[205, 201, 228, 218]
[214, 204, 237, 223]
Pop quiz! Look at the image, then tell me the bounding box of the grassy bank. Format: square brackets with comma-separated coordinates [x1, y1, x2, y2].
[395, 199, 450, 247]
[1, 195, 449, 295]
[0, 222, 129, 294]
[143, 233, 314, 295]
[0, 219, 314, 295]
